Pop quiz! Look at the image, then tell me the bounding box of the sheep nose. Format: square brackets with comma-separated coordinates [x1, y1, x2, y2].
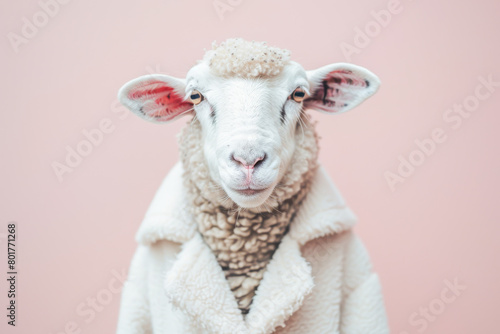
[232, 153, 266, 169]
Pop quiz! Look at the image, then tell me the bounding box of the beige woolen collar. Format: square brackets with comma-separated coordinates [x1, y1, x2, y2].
[135, 161, 357, 248]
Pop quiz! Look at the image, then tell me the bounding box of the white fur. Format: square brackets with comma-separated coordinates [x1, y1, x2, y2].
[184, 61, 310, 208]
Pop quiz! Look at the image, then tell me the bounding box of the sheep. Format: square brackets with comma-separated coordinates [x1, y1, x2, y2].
[117, 38, 386, 333]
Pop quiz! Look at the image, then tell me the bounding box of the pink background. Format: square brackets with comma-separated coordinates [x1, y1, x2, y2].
[1, 0, 500, 333]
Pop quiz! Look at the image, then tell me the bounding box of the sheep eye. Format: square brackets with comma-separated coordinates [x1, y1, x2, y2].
[291, 88, 306, 103]
[190, 90, 204, 105]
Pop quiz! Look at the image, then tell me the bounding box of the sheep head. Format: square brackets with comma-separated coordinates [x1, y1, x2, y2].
[118, 38, 380, 209]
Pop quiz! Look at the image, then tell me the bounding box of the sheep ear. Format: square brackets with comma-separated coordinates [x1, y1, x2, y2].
[118, 74, 193, 123]
[304, 63, 380, 114]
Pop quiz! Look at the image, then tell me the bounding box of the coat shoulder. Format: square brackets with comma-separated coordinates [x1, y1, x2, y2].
[300, 230, 375, 294]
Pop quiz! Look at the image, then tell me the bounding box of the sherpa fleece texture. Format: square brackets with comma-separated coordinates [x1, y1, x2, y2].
[116, 163, 389, 334]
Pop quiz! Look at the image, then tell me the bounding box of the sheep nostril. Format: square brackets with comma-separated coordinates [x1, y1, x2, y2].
[232, 154, 247, 167]
[253, 154, 266, 169]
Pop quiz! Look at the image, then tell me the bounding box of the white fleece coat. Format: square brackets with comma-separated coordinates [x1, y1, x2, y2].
[116, 162, 389, 334]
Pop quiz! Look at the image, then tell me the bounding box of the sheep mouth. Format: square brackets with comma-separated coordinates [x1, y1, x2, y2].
[231, 187, 268, 196]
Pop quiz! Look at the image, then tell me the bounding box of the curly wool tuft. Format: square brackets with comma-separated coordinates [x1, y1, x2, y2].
[203, 38, 291, 78]
[178, 115, 319, 315]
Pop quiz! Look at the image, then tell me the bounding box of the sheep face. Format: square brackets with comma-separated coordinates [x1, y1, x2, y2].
[118, 40, 380, 209]
[183, 61, 309, 208]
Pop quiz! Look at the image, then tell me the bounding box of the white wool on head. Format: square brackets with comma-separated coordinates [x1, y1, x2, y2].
[203, 38, 291, 78]
[178, 114, 319, 314]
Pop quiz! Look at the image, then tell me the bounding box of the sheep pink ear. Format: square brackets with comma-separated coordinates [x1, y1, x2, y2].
[304, 63, 380, 114]
[118, 74, 193, 123]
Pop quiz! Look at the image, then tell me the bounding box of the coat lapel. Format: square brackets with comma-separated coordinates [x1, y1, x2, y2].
[288, 165, 357, 245]
[164, 233, 248, 334]
[243, 166, 356, 333]
[164, 234, 315, 334]
[245, 236, 314, 334]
